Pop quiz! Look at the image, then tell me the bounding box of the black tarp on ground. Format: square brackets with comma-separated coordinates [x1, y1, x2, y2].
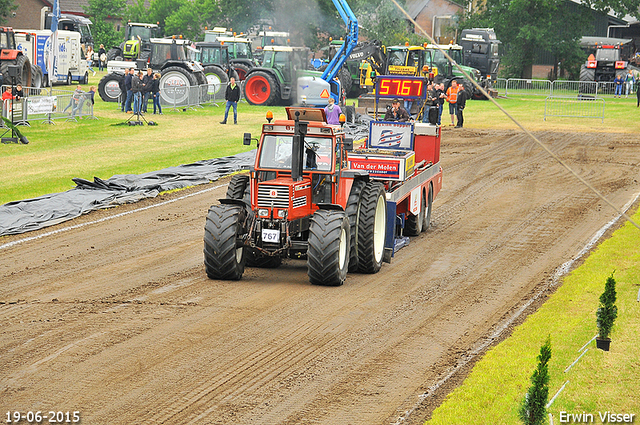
[0, 150, 256, 236]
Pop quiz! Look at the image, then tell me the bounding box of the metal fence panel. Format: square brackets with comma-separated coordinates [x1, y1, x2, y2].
[544, 96, 605, 122]
[505, 79, 552, 96]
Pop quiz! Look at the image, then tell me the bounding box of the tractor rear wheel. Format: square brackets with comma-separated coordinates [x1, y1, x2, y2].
[338, 67, 352, 97]
[1, 55, 32, 87]
[203, 65, 228, 97]
[204, 204, 246, 280]
[233, 63, 251, 81]
[159, 66, 197, 105]
[31, 64, 43, 90]
[345, 179, 366, 272]
[579, 65, 595, 95]
[357, 181, 387, 274]
[98, 73, 124, 102]
[243, 70, 279, 106]
[307, 209, 350, 286]
[404, 189, 425, 236]
[226, 174, 251, 205]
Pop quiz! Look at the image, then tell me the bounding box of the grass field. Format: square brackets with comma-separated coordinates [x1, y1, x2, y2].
[426, 207, 640, 424]
[2, 70, 638, 205]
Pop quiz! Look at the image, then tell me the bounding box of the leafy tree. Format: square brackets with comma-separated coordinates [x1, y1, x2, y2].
[84, 0, 126, 49]
[0, 0, 17, 26]
[519, 336, 551, 425]
[459, 0, 640, 79]
[354, 0, 410, 46]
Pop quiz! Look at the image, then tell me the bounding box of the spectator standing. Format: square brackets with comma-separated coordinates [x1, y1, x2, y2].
[131, 71, 144, 114]
[422, 82, 435, 123]
[152, 73, 162, 114]
[123, 68, 133, 112]
[613, 73, 624, 98]
[324, 97, 342, 124]
[63, 85, 83, 114]
[86, 45, 96, 76]
[435, 83, 445, 125]
[220, 77, 240, 124]
[445, 80, 460, 126]
[98, 44, 106, 71]
[624, 70, 635, 98]
[455, 85, 467, 128]
[383, 99, 410, 122]
[141, 68, 154, 113]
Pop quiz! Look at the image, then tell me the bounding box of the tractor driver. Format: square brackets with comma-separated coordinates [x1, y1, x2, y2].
[384, 99, 410, 122]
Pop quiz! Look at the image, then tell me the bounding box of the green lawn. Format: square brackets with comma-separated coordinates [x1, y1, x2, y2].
[427, 210, 640, 424]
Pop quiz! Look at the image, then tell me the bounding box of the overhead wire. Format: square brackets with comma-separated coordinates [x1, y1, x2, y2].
[388, 0, 640, 231]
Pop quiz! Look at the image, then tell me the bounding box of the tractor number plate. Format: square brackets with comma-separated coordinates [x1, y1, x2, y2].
[262, 229, 280, 243]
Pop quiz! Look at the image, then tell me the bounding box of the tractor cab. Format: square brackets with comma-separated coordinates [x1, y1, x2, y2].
[248, 107, 350, 221]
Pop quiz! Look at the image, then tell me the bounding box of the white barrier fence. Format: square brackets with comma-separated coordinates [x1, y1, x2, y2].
[118, 82, 237, 112]
[496, 78, 630, 98]
[543, 96, 605, 122]
[1, 85, 96, 126]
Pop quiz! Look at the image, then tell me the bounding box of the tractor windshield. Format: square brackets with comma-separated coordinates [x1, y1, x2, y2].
[152, 43, 186, 61]
[129, 26, 152, 42]
[595, 48, 620, 61]
[259, 135, 333, 171]
[200, 47, 225, 64]
[387, 49, 407, 66]
[233, 42, 252, 59]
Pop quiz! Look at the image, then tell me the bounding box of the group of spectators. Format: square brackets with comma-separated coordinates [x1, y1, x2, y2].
[121, 68, 163, 115]
[613, 70, 636, 98]
[377, 79, 467, 128]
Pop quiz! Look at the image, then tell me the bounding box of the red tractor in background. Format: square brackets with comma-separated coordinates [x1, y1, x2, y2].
[1, 27, 32, 87]
[204, 75, 443, 286]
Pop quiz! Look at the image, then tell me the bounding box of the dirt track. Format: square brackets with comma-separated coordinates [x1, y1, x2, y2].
[2, 129, 639, 425]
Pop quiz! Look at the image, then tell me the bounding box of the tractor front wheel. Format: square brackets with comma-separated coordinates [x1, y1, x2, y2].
[204, 204, 247, 280]
[98, 73, 124, 102]
[307, 210, 350, 286]
[243, 71, 279, 106]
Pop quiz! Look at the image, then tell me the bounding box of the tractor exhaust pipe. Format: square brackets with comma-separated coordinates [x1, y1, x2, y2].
[291, 111, 307, 182]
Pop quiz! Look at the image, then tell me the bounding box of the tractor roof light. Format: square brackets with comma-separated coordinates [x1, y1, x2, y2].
[266, 111, 273, 122]
[339, 113, 346, 125]
[405, 41, 409, 46]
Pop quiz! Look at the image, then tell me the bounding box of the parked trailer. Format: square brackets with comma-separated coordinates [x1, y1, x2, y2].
[15, 29, 89, 86]
[204, 75, 442, 285]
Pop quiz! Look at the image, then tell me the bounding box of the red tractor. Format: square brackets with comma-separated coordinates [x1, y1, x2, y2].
[204, 75, 443, 286]
[1, 27, 32, 87]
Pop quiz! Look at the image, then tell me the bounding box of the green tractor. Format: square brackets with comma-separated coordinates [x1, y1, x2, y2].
[107, 22, 160, 62]
[243, 45, 345, 109]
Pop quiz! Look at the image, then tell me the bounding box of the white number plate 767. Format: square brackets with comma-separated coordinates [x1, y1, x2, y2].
[261, 229, 280, 242]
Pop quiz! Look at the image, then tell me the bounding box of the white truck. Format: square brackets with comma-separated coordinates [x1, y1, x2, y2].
[15, 29, 89, 87]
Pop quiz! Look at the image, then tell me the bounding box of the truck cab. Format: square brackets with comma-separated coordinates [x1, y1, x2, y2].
[460, 28, 501, 81]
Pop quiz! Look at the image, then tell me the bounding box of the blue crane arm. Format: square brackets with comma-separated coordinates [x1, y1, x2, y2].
[321, 0, 358, 85]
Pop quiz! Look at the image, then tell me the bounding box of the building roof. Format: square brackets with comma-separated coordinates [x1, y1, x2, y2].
[406, 0, 463, 20]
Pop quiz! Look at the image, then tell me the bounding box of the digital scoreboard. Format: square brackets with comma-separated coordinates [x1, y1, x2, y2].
[375, 76, 426, 99]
